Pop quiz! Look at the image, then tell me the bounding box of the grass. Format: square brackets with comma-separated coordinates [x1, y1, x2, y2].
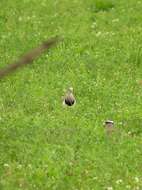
[0, 0, 142, 189]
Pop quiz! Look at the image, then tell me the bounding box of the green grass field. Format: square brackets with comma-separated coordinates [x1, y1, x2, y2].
[0, 0, 142, 189]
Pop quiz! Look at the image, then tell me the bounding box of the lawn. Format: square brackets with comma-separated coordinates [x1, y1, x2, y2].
[0, 0, 142, 189]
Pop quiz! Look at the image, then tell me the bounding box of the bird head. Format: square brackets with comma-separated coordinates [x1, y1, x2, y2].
[68, 87, 74, 93]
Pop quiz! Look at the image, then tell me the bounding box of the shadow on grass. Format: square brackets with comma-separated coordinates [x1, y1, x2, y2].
[91, 0, 115, 13]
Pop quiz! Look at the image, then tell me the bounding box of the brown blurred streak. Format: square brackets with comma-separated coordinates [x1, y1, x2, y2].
[0, 36, 61, 79]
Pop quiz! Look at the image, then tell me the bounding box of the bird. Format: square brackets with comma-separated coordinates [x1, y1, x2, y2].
[62, 87, 76, 106]
[0, 36, 61, 79]
[104, 120, 114, 134]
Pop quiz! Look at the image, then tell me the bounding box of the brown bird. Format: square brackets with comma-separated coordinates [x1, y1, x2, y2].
[104, 120, 114, 134]
[62, 87, 76, 106]
[0, 36, 61, 79]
